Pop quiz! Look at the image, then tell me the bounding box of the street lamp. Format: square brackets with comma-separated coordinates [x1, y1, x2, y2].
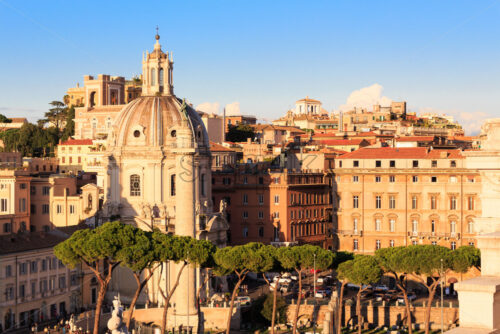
[440, 258, 444, 334]
[313, 253, 317, 302]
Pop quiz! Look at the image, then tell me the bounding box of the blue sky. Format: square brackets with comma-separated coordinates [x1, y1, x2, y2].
[0, 0, 499, 134]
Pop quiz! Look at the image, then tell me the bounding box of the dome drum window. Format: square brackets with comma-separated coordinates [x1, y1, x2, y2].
[130, 174, 141, 197]
[133, 130, 141, 138]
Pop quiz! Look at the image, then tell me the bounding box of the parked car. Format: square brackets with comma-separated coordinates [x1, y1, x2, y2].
[290, 275, 298, 281]
[373, 284, 389, 292]
[278, 277, 292, 284]
[235, 296, 252, 306]
[315, 290, 328, 298]
[397, 293, 417, 304]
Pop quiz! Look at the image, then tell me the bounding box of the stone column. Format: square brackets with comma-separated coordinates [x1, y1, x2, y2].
[447, 119, 500, 334]
[172, 128, 198, 331]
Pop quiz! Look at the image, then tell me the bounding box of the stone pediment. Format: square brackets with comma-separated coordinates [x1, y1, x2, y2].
[205, 213, 229, 232]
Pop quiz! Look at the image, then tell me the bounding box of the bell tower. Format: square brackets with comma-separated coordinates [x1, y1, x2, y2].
[142, 29, 174, 96]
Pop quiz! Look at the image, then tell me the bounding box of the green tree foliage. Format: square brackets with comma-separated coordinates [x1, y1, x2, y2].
[46, 101, 67, 134]
[261, 293, 287, 325]
[277, 245, 333, 334]
[54, 221, 136, 334]
[0, 114, 12, 123]
[225, 124, 255, 142]
[214, 243, 275, 334]
[453, 245, 481, 272]
[337, 255, 382, 334]
[61, 105, 75, 142]
[0, 122, 58, 157]
[376, 247, 414, 333]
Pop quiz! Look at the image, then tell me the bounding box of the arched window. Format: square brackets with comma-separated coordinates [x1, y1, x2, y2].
[88, 194, 93, 209]
[201, 174, 206, 196]
[159, 68, 164, 87]
[450, 220, 456, 234]
[130, 174, 141, 197]
[89, 91, 96, 107]
[151, 68, 156, 86]
[170, 174, 176, 196]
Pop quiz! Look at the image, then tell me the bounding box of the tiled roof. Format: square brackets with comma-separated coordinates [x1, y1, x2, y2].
[10, 118, 28, 123]
[60, 139, 93, 146]
[210, 141, 235, 152]
[0, 230, 72, 255]
[318, 139, 365, 145]
[396, 136, 435, 142]
[296, 97, 321, 103]
[339, 147, 463, 159]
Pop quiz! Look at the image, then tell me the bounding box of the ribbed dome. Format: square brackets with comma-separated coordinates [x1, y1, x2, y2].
[110, 95, 208, 148]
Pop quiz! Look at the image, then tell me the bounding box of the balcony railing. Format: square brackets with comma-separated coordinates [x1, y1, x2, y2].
[337, 229, 363, 236]
[408, 232, 460, 239]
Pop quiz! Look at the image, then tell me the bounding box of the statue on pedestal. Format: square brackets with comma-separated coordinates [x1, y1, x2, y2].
[107, 295, 129, 334]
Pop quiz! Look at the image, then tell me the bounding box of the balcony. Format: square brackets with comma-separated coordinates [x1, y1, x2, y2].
[337, 229, 363, 236]
[408, 232, 461, 240]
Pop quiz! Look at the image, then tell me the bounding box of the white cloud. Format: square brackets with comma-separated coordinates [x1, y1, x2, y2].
[338, 84, 392, 112]
[196, 102, 220, 115]
[225, 102, 241, 116]
[418, 107, 491, 136]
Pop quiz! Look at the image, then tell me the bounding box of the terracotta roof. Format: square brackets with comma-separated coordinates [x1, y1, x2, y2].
[296, 97, 321, 103]
[10, 118, 28, 123]
[210, 141, 235, 152]
[318, 139, 365, 146]
[0, 230, 71, 255]
[339, 147, 464, 160]
[60, 139, 93, 146]
[396, 136, 435, 142]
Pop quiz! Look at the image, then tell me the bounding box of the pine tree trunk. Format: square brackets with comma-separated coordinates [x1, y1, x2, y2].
[196, 269, 211, 332]
[225, 271, 247, 334]
[292, 270, 303, 334]
[93, 283, 107, 334]
[271, 279, 279, 334]
[356, 290, 362, 334]
[337, 281, 346, 334]
[126, 270, 155, 331]
[161, 262, 187, 334]
[395, 276, 412, 334]
[424, 282, 438, 334]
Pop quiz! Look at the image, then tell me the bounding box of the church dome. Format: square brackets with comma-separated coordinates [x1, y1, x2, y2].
[110, 95, 209, 148]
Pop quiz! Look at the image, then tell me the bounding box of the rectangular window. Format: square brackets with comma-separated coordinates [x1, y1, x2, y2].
[451, 242, 456, 250]
[0, 198, 7, 212]
[56, 204, 63, 214]
[375, 196, 381, 209]
[170, 174, 176, 196]
[375, 160, 381, 168]
[390, 240, 395, 247]
[450, 160, 457, 168]
[59, 276, 66, 289]
[258, 194, 264, 205]
[389, 219, 395, 232]
[450, 196, 457, 210]
[31, 204, 36, 214]
[69, 205, 75, 214]
[389, 196, 396, 209]
[43, 186, 50, 195]
[353, 195, 359, 209]
[375, 176, 381, 183]
[468, 197, 475, 210]
[5, 265, 12, 277]
[389, 175, 395, 183]
[450, 176, 457, 183]
[352, 176, 359, 183]
[412, 220, 418, 234]
[41, 259, 47, 271]
[432, 160, 437, 168]
[19, 198, 26, 212]
[353, 239, 358, 251]
[431, 176, 437, 183]
[431, 196, 437, 210]
[353, 218, 358, 232]
[30, 186, 36, 195]
[243, 194, 248, 205]
[412, 176, 418, 183]
[274, 211, 279, 219]
[390, 160, 396, 168]
[19, 284, 25, 298]
[258, 226, 264, 237]
[19, 262, 27, 275]
[201, 174, 206, 196]
[412, 160, 419, 168]
[42, 204, 49, 214]
[375, 240, 381, 250]
[353, 160, 359, 167]
[274, 195, 279, 204]
[412, 196, 418, 209]
[258, 211, 264, 219]
[30, 261, 38, 274]
[375, 219, 381, 231]
[243, 211, 248, 219]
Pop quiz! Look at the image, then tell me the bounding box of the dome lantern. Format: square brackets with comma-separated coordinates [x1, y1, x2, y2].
[142, 28, 174, 96]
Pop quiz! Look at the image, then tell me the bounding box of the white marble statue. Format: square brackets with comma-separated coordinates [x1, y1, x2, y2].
[107, 295, 129, 334]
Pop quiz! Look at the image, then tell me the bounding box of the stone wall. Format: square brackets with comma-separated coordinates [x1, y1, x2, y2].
[123, 306, 241, 331]
[286, 302, 459, 330]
